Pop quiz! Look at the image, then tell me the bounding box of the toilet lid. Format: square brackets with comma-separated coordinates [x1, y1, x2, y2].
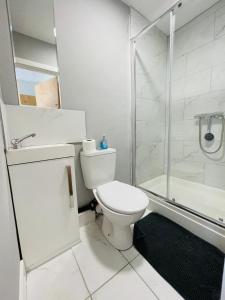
[96, 181, 149, 214]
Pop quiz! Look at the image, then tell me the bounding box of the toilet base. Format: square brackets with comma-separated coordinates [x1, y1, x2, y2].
[92, 188, 146, 251]
[102, 215, 133, 251]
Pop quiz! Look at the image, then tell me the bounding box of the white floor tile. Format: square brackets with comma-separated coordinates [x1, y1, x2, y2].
[131, 255, 184, 300]
[72, 223, 128, 294]
[79, 210, 95, 227]
[120, 246, 139, 262]
[27, 250, 89, 300]
[92, 265, 157, 300]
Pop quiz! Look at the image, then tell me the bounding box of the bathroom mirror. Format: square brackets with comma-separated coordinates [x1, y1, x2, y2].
[7, 0, 61, 109]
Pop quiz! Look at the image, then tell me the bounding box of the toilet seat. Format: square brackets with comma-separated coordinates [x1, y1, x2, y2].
[96, 181, 149, 215]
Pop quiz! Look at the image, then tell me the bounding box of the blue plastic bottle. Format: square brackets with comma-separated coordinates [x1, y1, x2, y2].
[100, 135, 108, 150]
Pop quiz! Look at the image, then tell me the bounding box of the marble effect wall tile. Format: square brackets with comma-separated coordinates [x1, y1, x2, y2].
[136, 142, 165, 184]
[211, 63, 225, 91]
[174, 15, 214, 58]
[205, 163, 225, 189]
[215, 7, 225, 38]
[184, 90, 225, 120]
[171, 161, 205, 184]
[136, 27, 168, 59]
[136, 59, 167, 101]
[186, 69, 211, 98]
[172, 78, 186, 101]
[183, 141, 225, 164]
[173, 55, 187, 80]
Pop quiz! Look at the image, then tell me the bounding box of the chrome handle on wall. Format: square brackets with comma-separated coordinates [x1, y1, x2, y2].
[66, 166, 74, 208]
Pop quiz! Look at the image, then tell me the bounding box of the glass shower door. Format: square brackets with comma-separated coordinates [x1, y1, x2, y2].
[169, 2, 225, 225]
[133, 11, 174, 199]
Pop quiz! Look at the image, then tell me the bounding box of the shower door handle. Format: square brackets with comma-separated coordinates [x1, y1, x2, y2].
[66, 165, 74, 208]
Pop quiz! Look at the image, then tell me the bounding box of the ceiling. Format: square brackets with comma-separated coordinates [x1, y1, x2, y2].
[122, 0, 220, 34]
[8, 0, 55, 44]
[7, 0, 221, 43]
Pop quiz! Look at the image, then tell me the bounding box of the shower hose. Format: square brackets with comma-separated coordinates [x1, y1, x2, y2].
[198, 116, 225, 154]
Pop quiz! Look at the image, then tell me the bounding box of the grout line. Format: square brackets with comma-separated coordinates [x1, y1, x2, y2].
[71, 249, 92, 298]
[127, 253, 140, 263]
[90, 263, 129, 296]
[72, 222, 130, 297]
[129, 261, 160, 300]
[213, 11, 216, 40]
[120, 250, 139, 263]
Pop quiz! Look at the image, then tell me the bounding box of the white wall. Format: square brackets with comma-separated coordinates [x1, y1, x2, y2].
[13, 32, 58, 68]
[54, 0, 132, 197]
[0, 98, 20, 300]
[0, 0, 18, 105]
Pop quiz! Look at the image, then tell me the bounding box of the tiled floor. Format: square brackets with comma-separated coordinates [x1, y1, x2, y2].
[26, 220, 184, 300]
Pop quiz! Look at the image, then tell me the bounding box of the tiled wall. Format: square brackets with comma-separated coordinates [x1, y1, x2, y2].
[131, 10, 168, 185]
[172, 0, 225, 189]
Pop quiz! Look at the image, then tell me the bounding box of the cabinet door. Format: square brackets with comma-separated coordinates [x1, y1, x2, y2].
[9, 157, 80, 270]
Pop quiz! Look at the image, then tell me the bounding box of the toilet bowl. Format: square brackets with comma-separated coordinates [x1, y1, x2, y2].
[80, 148, 149, 250]
[93, 181, 148, 250]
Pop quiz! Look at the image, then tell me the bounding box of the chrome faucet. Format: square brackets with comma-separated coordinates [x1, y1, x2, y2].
[11, 133, 36, 149]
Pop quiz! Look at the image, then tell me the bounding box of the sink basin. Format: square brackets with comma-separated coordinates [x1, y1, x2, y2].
[6, 144, 75, 165]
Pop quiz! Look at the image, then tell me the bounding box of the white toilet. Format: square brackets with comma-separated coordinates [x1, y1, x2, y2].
[80, 148, 149, 251]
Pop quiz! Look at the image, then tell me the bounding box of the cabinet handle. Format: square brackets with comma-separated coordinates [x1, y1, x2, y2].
[66, 166, 74, 208]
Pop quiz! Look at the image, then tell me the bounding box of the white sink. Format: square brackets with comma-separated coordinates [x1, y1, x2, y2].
[6, 144, 75, 165]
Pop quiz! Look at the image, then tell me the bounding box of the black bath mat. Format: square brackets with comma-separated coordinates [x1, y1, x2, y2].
[133, 213, 224, 300]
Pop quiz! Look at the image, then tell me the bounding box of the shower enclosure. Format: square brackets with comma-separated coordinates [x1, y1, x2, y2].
[131, 0, 225, 228]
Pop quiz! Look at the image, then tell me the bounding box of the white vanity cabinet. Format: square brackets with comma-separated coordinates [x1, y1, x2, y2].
[7, 144, 80, 270]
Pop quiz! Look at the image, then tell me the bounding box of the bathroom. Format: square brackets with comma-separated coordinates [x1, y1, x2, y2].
[0, 0, 225, 299]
